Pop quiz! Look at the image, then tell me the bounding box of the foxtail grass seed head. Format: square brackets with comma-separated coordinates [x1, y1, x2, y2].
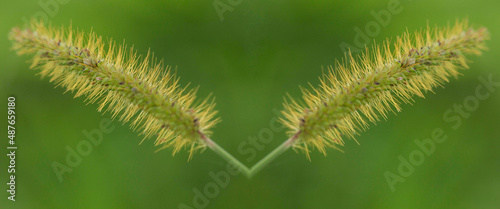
[280, 20, 489, 159]
[9, 20, 220, 159]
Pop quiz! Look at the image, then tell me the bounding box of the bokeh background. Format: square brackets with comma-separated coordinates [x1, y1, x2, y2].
[1, 0, 499, 208]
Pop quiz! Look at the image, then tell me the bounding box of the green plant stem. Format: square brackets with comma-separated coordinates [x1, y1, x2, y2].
[204, 137, 252, 177]
[248, 137, 294, 177]
[202, 133, 298, 178]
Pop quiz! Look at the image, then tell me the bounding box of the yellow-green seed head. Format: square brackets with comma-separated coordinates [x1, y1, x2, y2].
[9, 20, 220, 159]
[280, 20, 489, 159]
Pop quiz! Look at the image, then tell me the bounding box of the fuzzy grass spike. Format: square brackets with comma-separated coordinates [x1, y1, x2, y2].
[9, 20, 220, 159]
[280, 20, 489, 159]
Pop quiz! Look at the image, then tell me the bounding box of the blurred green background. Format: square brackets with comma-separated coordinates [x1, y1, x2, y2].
[1, 0, 499, 208]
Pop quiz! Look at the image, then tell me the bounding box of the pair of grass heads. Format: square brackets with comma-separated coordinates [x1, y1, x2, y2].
[9, 19, 488, 178]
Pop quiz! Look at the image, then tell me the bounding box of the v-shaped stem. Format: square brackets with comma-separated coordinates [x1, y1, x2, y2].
[201, 133, 299, 178]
